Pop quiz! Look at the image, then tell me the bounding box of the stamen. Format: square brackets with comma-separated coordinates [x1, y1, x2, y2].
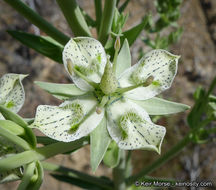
[117, 76, 155, 94]
[96, 96, 108, 114]
[66, 59, 99, 89]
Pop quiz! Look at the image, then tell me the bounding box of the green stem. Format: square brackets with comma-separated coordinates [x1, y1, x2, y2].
[113, 150, 126, 190]
[0, 137, 89, 172]
[42, 162, 113, 190]
[4, 0, 69, 45]
[56, 0, 91, 37]
[98, 0, 116, 45]
[94, 0, 102, 33]
[126, 133, 192, 185]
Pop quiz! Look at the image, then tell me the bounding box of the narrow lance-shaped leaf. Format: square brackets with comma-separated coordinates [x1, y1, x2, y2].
[131, 97, 190, 115]
[0, 126, 31, 150]
[51, 174, 104, 190]
[56, 0, 91, 37]
[0, 120, 25, 136]
[119, 0, 130, 13]
[90, 116, 111, 172]
[122, 14, 151, 46]
[4, 0, 69, 45]
[8, 30, 63, 63]
[35, 81, 87, 100]
[42, 162, 113, 190]
[0, 105, 37, 148]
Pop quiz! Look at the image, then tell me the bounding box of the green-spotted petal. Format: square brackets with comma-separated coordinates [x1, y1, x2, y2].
[118, 49, 179, 100]
[0, 74, 27, 119]
[63, 37, 107, 91]
[106, 98, 166, 153]
[30, 96, 104, 142]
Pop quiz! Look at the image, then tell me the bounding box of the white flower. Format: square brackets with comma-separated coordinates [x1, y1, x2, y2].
[0, 73, 27, 119]
[30, 37, 181, 153]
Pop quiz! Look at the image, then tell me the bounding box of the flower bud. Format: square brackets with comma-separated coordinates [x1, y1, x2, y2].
[114, 36, 121, 52]
[100, 59, 118, 95]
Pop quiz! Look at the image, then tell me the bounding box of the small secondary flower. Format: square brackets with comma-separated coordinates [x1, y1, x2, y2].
[0, 73, 27, 119]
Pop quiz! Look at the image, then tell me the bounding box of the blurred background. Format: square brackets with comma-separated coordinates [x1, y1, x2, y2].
[0, 0, 216, 189]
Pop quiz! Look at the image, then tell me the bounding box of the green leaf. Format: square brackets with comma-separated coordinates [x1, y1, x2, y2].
[0, 105, 37, 148]
[35, 81, 87, 100]
[80, 8, 96, 27]
[131, 97, 190, 115]
[51, 174, 103, 190]
[119, 0, 130, 13]
[116, 39, 131, 77]
[4, 0, 69, 45]
[18, 162, 36, 190]
[103, 141, 120, 168]
[90, 117, 111, 172]
[8, 30, 63, 63]
[56, 0, 91, 37]
[122, 14, 151, 46]
[0, 120, 25, 136]
[42, 162, 113, 190]
[0, 124, 31, 150]
[36, 136, 58, 145]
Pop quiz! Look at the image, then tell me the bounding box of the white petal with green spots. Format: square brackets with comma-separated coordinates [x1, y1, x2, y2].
[0, 74, 27, 119]
[118, 49, 179, 100]
[63, 37, 107, 91]
[106, 98, 166, 153]
[30, 95, 104, 142]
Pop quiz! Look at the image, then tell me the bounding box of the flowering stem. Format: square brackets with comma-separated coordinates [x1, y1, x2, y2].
[126, 133, 192, 185]
[113, 150, 126, 190]
[0, 137, 89, 172]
